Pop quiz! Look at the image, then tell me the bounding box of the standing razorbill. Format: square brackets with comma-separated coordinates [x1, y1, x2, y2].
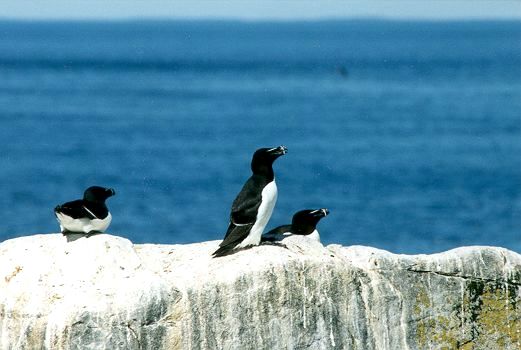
[262, 208, 329, 242]
[212, 146, 287, 257]
[54, 186, 116, 234]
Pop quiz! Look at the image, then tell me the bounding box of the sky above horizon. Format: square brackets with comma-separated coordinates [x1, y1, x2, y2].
[2, 0, 521, 20]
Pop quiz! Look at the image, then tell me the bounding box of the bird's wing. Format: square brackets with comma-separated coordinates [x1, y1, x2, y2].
[229, 176, 263, 226]
[213, 176, 267, 257]
[264, 225, 292, 236]
[55, 200, 97, 220]
[261, 225, 292, 242]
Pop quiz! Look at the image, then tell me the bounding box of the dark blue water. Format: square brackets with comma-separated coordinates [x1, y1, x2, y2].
[0, 20, 520, 253]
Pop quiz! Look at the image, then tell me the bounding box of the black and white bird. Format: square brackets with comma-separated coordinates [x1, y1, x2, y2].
[262, 208, 329, 242]
[212, 146, 287, 257]
[54, 186, 116, 234]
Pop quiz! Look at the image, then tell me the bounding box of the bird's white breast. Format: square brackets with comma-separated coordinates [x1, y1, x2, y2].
[307, 229, 321, 242]
[237, 180, 277, 248]
[56, 212, 112, 234]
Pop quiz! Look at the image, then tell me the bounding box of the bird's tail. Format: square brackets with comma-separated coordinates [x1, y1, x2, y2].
[212, 244, 237, 258]
[212, 223, 252, 258]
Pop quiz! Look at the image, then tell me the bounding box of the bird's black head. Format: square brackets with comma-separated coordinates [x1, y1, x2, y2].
[251, 146, 288, 177]
[291, 208, 329, 235]
[83, 186, 116, 203]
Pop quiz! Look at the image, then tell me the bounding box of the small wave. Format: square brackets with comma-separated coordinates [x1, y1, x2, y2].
[0, 57, 321, 73]
[0, 56, 512, 76]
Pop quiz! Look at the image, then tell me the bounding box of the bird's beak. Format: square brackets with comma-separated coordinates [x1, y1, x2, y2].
[268, 145, 288, 156]
[108, 188, 116, 196]
[311, 208, 329, 217]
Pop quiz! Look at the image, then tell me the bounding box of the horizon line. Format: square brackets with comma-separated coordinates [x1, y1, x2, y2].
[0, 16, 520, 23]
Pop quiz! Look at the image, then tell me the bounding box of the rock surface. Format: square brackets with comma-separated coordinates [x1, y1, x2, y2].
[0, 233, 520, 349]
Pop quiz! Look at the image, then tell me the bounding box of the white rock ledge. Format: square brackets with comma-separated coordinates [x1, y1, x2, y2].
[0, 234, 520, 349]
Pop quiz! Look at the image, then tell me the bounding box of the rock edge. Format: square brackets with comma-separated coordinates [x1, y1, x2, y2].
[0, 234, 520, 349]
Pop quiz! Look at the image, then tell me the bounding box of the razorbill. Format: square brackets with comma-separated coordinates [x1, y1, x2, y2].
[54, 186, 116, 234]
[262, 208, 329, 242]
[212, 145, 287, 257]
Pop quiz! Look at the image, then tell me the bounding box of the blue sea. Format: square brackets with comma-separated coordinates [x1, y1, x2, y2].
[0, 20, 519, 253]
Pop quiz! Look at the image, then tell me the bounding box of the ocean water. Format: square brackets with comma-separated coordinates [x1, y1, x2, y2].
[0, 20, 519, 253]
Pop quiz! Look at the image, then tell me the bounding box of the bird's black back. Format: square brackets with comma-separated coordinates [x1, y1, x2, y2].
[55, 199, 109, 220]
[214, 174, 272, 257]
[228, 174, 270, 228]
[264, 224, 292, 236]
[261, 224, 292, 242]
